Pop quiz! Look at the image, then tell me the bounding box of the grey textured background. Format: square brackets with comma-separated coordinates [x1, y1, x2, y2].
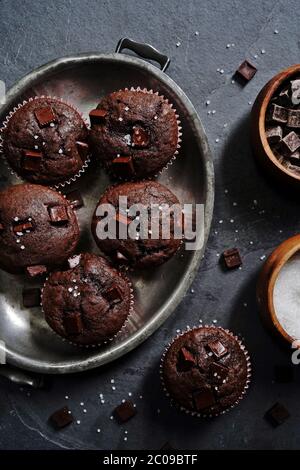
[1, 0, 300, 450]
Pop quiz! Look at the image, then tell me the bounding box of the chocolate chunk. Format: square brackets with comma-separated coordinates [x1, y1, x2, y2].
[22, 150, 43, 171]
[89, 109, 107, 125]
[222, 248, 242, 269]
[266, 126, 282, 144]
[132, 126, 150, 148]
[235, 60, 257, 82]
[274, 365, 294, 383]
[63, 312, 83, 335]
[268, 104, 288, 124]
[210, 362, 229, 381]
[287, 109, 300, 128]
[103, 285, 122, 305]
[179, 347, 196, 366]
[22, 288, 41, 308]
[76, 141, 89, 160]
[113, 400, 137, 423]
[65, 189, 84, 209]
[289, 150, 300, 166]
[291, 79, 300, 105]
[13, 221, 34, 234]
[49, 406, 73, 429]
[111, 156, 135, 177]
[282, 131, 300, 154]
[34, 106, 57, 127]
[193, 388, 215, 411]
[26, 265, 47, 278]
[48, 205, 69, 225]
[264, 402, 290, 427]
[207, 340, 227, 358]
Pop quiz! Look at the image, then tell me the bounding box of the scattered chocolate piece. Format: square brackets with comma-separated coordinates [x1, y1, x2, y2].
[113, 400, 137, 423]
[103, 285, 122, 305]
[193, 388, 215, 411]
[63, 312, 83, 335]
[48, 205, 69, 225]
[235, 60, 257, 82]
[264, 402, 290, 427]
[22, 150, 43, 171]
[282, 131, 300, 154]
[34, 106, 57, 128]
[268, 104, 288, 124]
[291, 79, 300, 105]
[274, 365, 294, 383]
[178, 347, 196, 370]
[49, 406, 73, 429]
[89, 109, 107, 125]
[76, 141, 89, 160]
[208, 340, 227, 358]
[22, 288, 41, 308]
[13, 221, 34, 234]
[210, 362, 229, 381]
[132, 126, 150, 148]
[26, 265, 47, 278]
[65, 189, 84, 209]
[266, 126, 282, 144]
[222, 248, 242, 269]
[287, 109, 300, 128]
[111, 156, 135, 177]
[289, 150, 300, 166]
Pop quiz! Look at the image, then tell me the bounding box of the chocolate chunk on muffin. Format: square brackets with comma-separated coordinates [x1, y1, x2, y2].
[91, 181, 182, 268]
[42, 253, 132, 345]
[161, 326, 251, 417]
[89, 89, 180, 179]
[1, 97, 89, 186]
[0, 184, 80, 274]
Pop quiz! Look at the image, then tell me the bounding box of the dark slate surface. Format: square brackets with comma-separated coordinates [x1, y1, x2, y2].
[1, 0, 300, 450]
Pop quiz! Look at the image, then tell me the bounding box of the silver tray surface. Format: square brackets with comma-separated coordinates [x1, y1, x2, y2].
[0, 42, 214, 373]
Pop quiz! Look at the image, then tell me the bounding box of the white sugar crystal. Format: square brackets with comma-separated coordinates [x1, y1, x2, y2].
[124, 134, 131, 145]
[34, 135, 39, 140]
[50, 122, 55, 127]
[124, 106, 129, 111]
[118, 117, 123, 121]
[58, 149, 63, 154]
[20, 245, 25, 250]
[176, 41, 181, 47]
[273, 252, 300, 340]
[14, 217, 19, 222]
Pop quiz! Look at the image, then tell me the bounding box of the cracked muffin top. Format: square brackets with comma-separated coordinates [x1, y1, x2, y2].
[91, 181, 182, 269]
[88, 89, 180, 180]
[2, 97, 89, 185]
[42, 253, 132, 345]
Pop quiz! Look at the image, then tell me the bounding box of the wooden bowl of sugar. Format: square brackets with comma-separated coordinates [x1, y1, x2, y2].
[251, 64, 300, 188]
[257, 234, 300, 346]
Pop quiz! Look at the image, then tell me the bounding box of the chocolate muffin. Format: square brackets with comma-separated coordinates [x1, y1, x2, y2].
[161, 326, 251, 417]
[42, 253, 132, 345]
[0, 184, 80, 274]
[91, 181, 182, 268]
[1, 97, 89, 186]
[89, 89, 181, 179]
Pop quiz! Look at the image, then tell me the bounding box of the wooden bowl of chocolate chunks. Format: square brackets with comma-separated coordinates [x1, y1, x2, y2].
[251, 64, 300, 187]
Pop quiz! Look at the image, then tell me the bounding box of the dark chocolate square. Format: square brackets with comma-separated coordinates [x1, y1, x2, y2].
[89, 109, 107, 125]
[179, 347, 196, 366]
[113, 401, 137, 423]
[76, 141, 89, 160]
[287, 109, 300, 128]
[222, 248, 242, 269]
[65, 190, 84, 209]
[268, 104, 288, 124]
[22, 150, 43, 171]
[266, 126, 282, 144]
[63, 313, 83, 335]
[22, 288, 41, 308]
[264, 402, 290, 427]
[207, 340, 227, 358]
[48, 205, 69, 225]
[193, 388, 215, 411]
[49, 406, 73, 429]
[34, 106, 57, 127]
[111, 156, 135, 177]
[235, 60, 257, 82]
[282, 131, 300, 154]
[103, 285, 123, 305]
[26, 265, 47, 278]
[13, 221, 34, 234]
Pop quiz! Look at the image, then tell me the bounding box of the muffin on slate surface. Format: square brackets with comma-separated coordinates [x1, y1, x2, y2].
[91, 181, 182, 269]
[42, 253, 133, 346]
[89, 88, 181, 179]
[0, 184, 80, 274]
[1, 97, 89, 186]
[161, 326, 251, 417]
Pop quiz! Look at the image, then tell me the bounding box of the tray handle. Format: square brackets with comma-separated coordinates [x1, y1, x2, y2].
[116, 38, 170, 72]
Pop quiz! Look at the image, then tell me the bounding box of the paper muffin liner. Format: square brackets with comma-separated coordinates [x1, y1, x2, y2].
[160, 325, 252, 419]
[0, 95, 91, 189]
[97, 87, 182, 182]
[40, 259, 135, 349]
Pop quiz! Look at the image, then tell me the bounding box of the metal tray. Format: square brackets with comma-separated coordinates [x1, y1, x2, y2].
[0, 39, 214, 374]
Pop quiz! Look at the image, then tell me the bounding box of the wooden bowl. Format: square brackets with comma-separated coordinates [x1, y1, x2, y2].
[251, 64, 300, 188]
[257, 234, 300, 346]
